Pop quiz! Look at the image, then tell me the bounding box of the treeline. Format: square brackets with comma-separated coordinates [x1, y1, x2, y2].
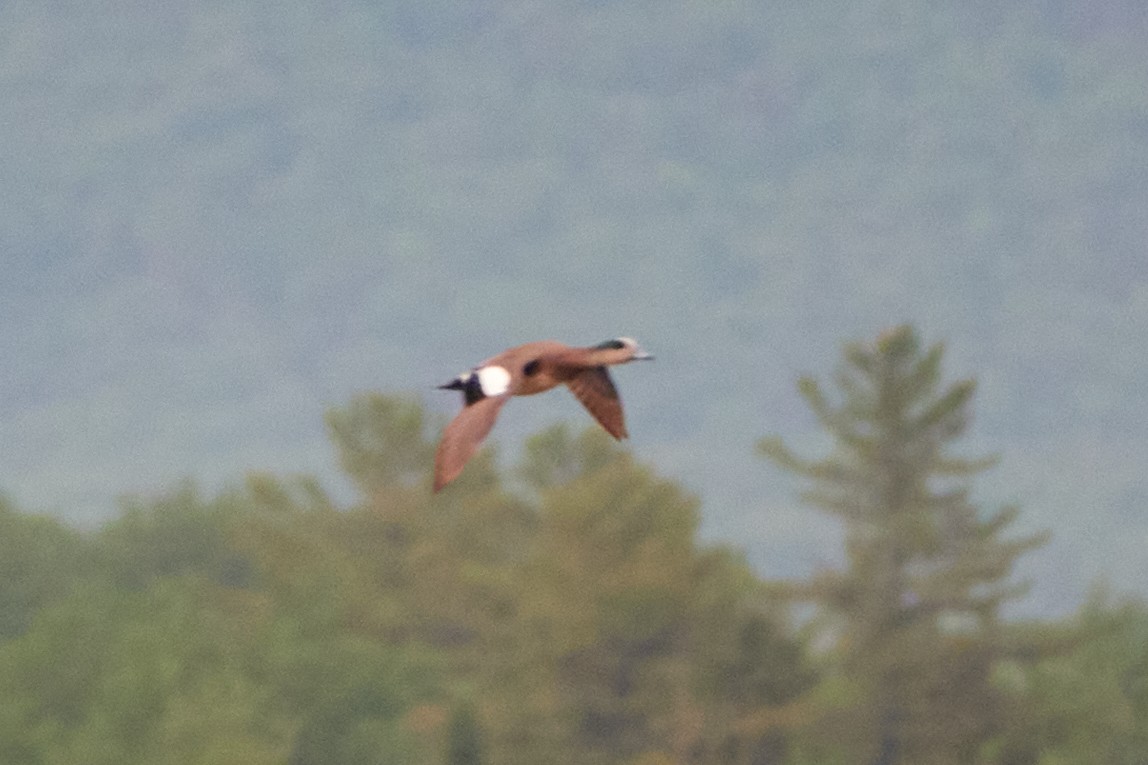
[2, 327, 1146, 765]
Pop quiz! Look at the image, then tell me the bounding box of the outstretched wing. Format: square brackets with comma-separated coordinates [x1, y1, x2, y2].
[565, 367, 628, 439]
[434, 395, 510, 491]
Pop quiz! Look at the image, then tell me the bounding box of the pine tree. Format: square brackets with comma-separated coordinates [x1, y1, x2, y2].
[758, 325, 1049, 765]
[503, 425, 815, 765]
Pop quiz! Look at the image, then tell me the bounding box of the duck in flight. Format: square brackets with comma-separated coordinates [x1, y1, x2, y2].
[434, 337, 653, 491]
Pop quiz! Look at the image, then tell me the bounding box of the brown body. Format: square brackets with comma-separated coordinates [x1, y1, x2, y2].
[434, 337, 652, 491]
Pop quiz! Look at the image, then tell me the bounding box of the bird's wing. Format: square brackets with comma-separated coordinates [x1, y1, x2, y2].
[565, 367, 628, 439]
[434, 394, 509, 491]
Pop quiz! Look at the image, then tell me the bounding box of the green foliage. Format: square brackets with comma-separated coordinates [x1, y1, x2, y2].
[0, 577, 288, 765]
[98, 481, 254, 590]
[760, 325, 1054, 765]
[514, 432, 702, 761]
[326, 394, 438, 494]
[990, 592, 1148, 765]
[279, 634, 433, 765]
[519, 423, 622, 491]
[0, 496, 90, 640]
[0, 375, 1139, 764]
[492, 425, 814, 765]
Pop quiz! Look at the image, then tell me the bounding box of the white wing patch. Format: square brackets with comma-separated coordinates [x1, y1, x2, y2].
[476, 365, 511, 396]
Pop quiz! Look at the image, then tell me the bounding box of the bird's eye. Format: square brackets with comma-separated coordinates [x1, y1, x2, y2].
[523, 359, 541, 376]
[594, 339, 626, 350]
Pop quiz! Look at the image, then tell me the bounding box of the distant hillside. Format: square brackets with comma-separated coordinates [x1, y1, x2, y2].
[2, 0, 1146, 615]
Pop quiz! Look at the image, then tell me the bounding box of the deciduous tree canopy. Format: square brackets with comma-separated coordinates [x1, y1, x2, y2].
[0, 328, 1145, 763]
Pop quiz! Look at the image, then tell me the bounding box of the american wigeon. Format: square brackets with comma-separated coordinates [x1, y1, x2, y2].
[434, 337, 653, 491]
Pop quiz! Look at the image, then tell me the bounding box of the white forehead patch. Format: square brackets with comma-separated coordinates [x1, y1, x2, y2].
[616, 336, 637, 348]
[476, 365, 511, 396]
